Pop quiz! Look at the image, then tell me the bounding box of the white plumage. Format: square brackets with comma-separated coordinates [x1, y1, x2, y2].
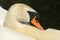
[0, 6, 36, 40]
[0, 7, 7, 26]
[0, 3, 60, 40]
[0, 26, 36, 40]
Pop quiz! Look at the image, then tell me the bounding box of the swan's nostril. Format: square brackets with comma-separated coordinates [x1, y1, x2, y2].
[31, 16, 44, 30]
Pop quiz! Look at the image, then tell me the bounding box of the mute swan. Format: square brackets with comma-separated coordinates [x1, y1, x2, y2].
[0, 6, 36, 40]
[4, 3, 60, 40]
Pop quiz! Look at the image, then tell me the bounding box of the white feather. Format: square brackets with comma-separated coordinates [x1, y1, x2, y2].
[0, 7, 7, 26]
[0, 6, 36, 40]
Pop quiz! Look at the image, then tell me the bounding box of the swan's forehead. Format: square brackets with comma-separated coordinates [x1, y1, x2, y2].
[15, 3, 36, 12]
[16, 4, 37, 22]
[18, 4, 39, 22]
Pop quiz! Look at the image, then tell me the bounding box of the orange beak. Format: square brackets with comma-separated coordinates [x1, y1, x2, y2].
[31, 16, 44, 30]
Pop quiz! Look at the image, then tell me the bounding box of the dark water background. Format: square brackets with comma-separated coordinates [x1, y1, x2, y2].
[0, 0, 60, 30]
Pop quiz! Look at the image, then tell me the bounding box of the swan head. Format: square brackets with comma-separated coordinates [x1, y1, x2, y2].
[5, 3, 44, 30]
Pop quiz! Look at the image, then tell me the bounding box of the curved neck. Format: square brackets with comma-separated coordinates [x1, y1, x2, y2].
[4, 4, 42, 39]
